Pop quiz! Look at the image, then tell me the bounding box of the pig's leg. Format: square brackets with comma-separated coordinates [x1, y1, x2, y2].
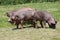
[33, 19, 37, 28]
[40, 21, 43, 28]
[20, 20, 24, 29]
[16, 24, 19, 29]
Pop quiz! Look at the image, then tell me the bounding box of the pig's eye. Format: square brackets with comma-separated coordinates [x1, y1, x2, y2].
[11, 18, 15, 21]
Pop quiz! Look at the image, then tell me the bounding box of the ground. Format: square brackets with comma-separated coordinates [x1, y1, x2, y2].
[0, 2, 60, 40]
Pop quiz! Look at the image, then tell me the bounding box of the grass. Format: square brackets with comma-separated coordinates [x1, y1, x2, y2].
[0, 2, 60, 40]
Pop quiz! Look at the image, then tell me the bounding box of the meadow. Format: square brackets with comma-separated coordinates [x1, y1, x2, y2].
[0, 2, 60, 40]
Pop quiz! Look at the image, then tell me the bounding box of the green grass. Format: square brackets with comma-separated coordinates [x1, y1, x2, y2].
[0, 2, 60, 40]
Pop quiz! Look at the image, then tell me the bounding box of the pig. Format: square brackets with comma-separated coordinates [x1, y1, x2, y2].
[7, 8, 36, 29]
[32, 10, 57, 29]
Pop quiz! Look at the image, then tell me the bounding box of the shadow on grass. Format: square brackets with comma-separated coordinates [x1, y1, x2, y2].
[12, 25, 33, 30]
[12, 25, 50, 30]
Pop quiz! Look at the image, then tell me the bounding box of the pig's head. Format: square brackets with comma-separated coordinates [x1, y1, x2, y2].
[48, 18, 57, 29]
[7, 11, 19, 25]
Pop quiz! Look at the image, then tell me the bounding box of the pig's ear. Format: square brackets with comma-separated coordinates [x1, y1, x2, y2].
[55, 21, 57, 24]
[6, 12, 9, 17]
[15, 15, 19, 20]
